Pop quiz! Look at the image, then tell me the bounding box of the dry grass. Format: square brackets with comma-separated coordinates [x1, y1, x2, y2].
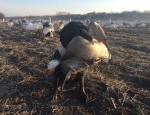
[0, 24, 150, 115]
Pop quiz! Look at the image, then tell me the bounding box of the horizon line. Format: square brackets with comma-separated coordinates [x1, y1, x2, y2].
[5, 10, 150, 18]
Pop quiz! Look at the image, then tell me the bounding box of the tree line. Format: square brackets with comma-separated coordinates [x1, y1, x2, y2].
[4, 10, 150, 20]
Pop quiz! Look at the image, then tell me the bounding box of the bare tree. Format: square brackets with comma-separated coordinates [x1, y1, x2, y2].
[56, 11, 70, 20]
[0, 12, 5, 19]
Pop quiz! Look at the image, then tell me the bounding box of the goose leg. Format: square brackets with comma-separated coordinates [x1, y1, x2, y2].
[52, 76, 59, 101]
[51, 64, 61, 101]
[76, 72, 87, 103]
[93, 59, 101, 67]
[51, 63, 67, 101]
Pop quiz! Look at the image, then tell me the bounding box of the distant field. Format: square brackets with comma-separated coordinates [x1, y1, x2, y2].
[6, 14, 150, 21]
[0, 24, 150, 115]
[96, 15, 150, 21]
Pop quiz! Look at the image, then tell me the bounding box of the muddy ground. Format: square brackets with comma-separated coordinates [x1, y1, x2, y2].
[0, 24, 150, 115]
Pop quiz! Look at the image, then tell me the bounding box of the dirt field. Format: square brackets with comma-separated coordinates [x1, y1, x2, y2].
[0, 24, 150, 115]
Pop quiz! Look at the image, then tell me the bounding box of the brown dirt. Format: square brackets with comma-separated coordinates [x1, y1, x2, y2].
[0, 24, 150, 115]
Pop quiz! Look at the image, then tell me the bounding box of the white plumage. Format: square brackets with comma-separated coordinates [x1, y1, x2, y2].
[47, 60, 60, 72]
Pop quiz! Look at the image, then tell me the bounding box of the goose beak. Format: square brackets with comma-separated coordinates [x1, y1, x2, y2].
[45, 69, 52, 78]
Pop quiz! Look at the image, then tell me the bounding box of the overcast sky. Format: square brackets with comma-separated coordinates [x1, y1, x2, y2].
[0, 0, 149, 17]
